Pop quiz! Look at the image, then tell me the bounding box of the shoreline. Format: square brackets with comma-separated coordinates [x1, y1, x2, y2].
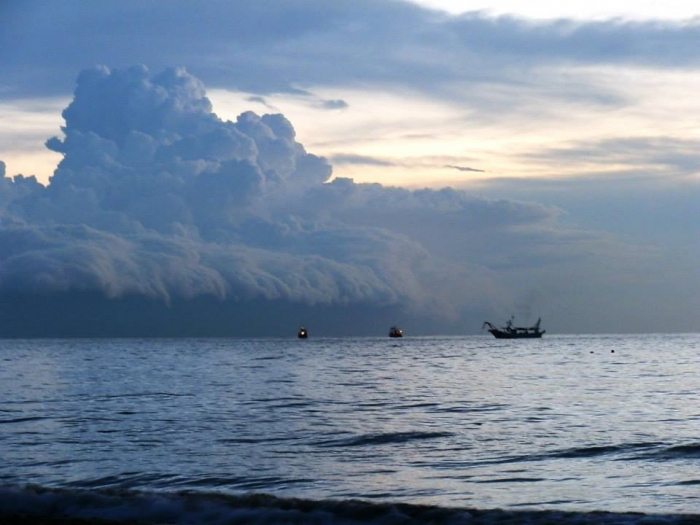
[4, 509, 700, 525]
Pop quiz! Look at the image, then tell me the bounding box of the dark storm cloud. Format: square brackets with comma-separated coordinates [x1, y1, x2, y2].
[1, 65, 694, 335]
[2, 65, 566, 331]
[3, 66, 410, 311]
[3, 1, 700, 102]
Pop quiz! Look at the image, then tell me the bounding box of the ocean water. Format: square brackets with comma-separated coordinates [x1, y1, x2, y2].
[1, 334, 699, 524]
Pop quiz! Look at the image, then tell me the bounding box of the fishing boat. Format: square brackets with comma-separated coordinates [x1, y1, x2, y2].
[483, 317, 545, 339]
[389, 326, 403, 338]
[298, 327, 308, 339]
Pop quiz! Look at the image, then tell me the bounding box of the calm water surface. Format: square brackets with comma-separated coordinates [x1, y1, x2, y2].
[1, 334, 699, 518]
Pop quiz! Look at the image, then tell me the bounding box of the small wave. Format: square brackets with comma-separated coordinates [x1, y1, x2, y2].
[660, 443, 700, 458]
[474, 477, 545, 484]
[542, 441, 668, 461]
[633, 442, 700, 461]
[216, 436, 296, 445]
[269, 401, 314, 409]
[400, 402, 440, 409]
[170, 475, 313, 491]
[0, 416, 48, 425]
[549, 443, 650, 459]
[673, 480, 700, 486]
[493, 441, 700, 466]
[477, 442, 664, 467]
[317, 431, 454, 448]
[433, 404, 507, 414]
[1, 485, 698, 524]
[89, 392, 193, 401]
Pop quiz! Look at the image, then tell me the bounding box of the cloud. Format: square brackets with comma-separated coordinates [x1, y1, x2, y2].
[4, 1, 700, 104]
[245, 96, 279, 112]
[6, 0, 700, 193]
[319, 99, 349, 110]
[0, 65, 524, 334]
[330, 154, 397, 167]
[520, 136, 700, 178]
[445, 165, 485, 173]
[1, 65, 697, 336]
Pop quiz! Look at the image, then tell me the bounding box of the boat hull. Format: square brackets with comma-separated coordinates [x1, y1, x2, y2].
[389, 326, 403, 338]
[488, 329, 544, 339]
[483, 318, 545, 339]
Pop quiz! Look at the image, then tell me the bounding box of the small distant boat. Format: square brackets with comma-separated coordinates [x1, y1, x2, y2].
[298, 327, 308, 339]
[483, 317, 545, 339]
[389, 326, 403, 338]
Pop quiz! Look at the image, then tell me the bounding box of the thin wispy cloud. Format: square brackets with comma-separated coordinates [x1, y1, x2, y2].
[330, 154, 397, 167]
[445, 165, 485, 173]
[319, 99, 349, 110]
[245, 95, 279, 111]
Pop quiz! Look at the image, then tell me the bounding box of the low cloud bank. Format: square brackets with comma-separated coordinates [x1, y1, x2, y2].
[0, 65, 675, 336]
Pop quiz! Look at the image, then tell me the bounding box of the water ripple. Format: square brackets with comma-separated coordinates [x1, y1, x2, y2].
[317, 431, 455, 448]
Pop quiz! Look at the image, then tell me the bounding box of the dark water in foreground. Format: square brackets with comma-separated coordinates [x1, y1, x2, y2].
[1, 334, 699, 523]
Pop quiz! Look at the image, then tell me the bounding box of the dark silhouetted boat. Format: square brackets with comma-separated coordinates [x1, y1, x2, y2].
[389, 326, 403, 338]
[483, 317, 545, 339]
[298, 327, 308, 339]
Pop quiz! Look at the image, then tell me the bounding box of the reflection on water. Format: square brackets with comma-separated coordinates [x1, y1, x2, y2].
[1, 334, 699, 514]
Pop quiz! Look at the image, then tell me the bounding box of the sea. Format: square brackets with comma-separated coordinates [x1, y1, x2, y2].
[1, 334, 699, 524]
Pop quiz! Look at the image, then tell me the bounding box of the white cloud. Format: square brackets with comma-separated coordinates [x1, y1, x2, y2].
[407, 0, 700, 20]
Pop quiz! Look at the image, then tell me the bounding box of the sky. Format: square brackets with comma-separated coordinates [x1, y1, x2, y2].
[0, 0, 698, 336]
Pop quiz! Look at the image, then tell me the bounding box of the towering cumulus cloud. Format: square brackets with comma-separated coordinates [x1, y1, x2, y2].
[0, 65, 578, 336]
